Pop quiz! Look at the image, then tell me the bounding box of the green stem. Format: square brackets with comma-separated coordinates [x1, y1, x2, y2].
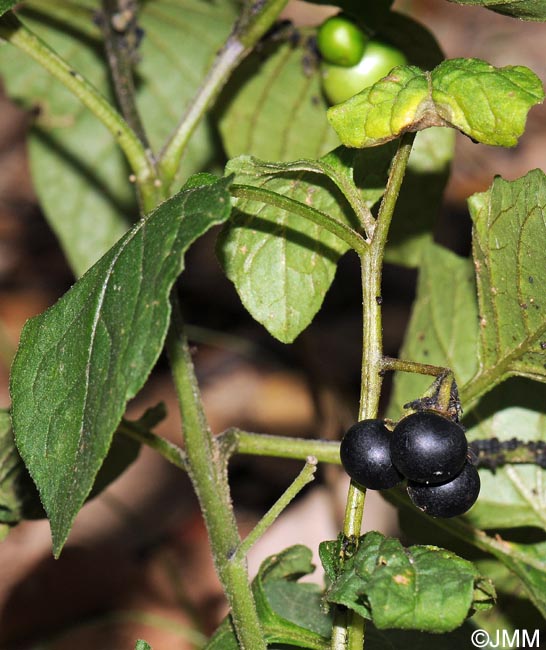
[158, 36, 244, 187]
[166, 295, 266, 650]
[221, 428, 341, 465]
[234, 0, 290, 49]
[333, 133, 415, 650]
[0, 12, 160, 211]
[233, 457, 317, 562]
[118, 419, 187, 471]
[159, 0, 288, 188]
[381, 356, 450, 377]
[230, 184, 369, 255]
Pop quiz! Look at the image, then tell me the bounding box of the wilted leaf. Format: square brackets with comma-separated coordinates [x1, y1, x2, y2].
[10, 175, 232, 555]
[323, 531, 494, 632]
[328, 59, 543, 148]
[218, 156, 359, 343]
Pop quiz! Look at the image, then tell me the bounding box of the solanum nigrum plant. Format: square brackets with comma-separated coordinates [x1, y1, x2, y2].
[0, 0, 545, 648]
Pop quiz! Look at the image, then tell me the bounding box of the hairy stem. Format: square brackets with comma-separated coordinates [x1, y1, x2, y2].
[166, 295, 266, 650]
[230, 184, 369, 254]
[159, 0, 288, 188]
[99, 0, 150, 149]
[233, 457, 317, 562]
[332, 133, 415, 650]
[221, 428, 341, 464]
[0, 12, 160, 211]
[118, 419, 187, 470]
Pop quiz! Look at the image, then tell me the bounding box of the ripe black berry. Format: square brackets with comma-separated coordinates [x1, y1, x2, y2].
[407, 460, 480, 518]
[390, 411, 467, 484]
[340, 419, 403, 490]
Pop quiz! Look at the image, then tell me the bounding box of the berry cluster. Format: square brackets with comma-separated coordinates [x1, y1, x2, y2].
[316, 14, 407, 105]
[339, 411, 480, 518]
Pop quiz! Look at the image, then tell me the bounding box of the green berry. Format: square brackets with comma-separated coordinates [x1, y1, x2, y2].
[321, 39, 407, 105]
[316, 15, 368, 67]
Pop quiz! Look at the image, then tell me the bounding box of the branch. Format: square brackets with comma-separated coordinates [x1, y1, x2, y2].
[233, 457, 317, 562]
[166, 295, 266, 650]
[98, 0, 151, 149]
[0, 12, 160, 211]
[158, 0, 290, 188]
[220, 428, 341, 465]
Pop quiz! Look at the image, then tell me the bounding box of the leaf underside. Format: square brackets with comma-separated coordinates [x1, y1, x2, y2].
[0, 0, 237, 275]
[218, 156, 358, 343]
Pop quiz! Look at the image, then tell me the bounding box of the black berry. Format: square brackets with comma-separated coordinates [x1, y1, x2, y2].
[407, 460, 480, 518]
[340, 419, 403, 490]
[390, 411, 467, 484]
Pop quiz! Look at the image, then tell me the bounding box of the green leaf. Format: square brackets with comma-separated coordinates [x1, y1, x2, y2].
[218, 39, 339, 162]
[446, 0, 546, 20]
[0, 406, 140, 531]
[206, 545, 332, 650]
[323, 531, 494, 633]
[328, 59, 544, 149]
[395, 485, 546, 621]
[388, 242, 479, 418]
[486, 537, 546, 618]
[9, 175, 232, 555]
[205, 617, 239, 650]
[472, 557, 544, 636]
[135, 641, 152, 650]
[0, 1, 17, 17]
[466, 169, 546, 395]
[464, 379, 546, 530]
[0, 0, 237, 275]
[254, 546, 333, 647]
[0, 409, 43, 524]
[218, 156, 359, 343]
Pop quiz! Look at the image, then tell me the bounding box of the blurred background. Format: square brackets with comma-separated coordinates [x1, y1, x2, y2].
[0, 0, 545, 647]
